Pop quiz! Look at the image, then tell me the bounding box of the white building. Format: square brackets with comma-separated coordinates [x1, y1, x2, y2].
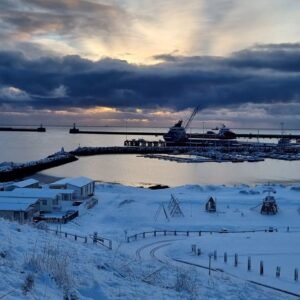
[50, 177, 95, 200]
[0, 197, 39, 223]
[0, 188, 74, 212]
[5, 178, 39, 190]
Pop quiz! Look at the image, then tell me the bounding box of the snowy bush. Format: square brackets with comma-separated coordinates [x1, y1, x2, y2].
[22, 274, 34, 295]
[24, 241, 73, 291]
[174, 269, 199, 299]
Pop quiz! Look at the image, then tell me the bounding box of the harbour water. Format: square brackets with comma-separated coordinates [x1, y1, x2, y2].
[0, 126, 300, 187]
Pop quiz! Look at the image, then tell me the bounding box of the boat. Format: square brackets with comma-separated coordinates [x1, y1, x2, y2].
[163, 120, 188, 145]
[277, 137, 291, 146]
[163, 107, 198, 145]
[217, 124, 236, 139]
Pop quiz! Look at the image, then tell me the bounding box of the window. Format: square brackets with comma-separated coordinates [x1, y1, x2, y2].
[41, 200, 47, 206]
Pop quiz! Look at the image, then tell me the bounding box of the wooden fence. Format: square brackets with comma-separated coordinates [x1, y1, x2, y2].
[46, 228, 112, 250]
[126, 228, 274, 243]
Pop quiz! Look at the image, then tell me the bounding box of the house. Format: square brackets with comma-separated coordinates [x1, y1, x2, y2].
[0, 197, 39, 223]
[50, 176, 95, 199]
[5, 178, 39, 191]
[0, 188, 74, 213]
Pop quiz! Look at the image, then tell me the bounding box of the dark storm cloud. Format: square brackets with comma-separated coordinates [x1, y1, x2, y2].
[0, 43, 300, 114]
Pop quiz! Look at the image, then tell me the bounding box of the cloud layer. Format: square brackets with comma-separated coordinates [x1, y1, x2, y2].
[0, 1, 300, 127]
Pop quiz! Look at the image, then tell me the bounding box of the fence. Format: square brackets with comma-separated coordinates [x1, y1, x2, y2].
[191, 245, 299, 283]
[126, 228, 275, 243]
[46, 228, 112, 250]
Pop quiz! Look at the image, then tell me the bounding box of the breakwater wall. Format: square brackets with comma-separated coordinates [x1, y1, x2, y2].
[0, 153, 77, 182]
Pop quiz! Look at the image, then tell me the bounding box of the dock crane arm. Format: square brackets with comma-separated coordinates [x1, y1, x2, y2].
[184, 107, 199, 129]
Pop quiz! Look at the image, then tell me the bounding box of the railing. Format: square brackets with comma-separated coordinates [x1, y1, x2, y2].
[126, 228, 276, 243]
[45, 228, 112, 250]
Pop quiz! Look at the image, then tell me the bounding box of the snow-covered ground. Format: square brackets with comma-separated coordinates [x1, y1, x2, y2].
[1, 183, 300, 299]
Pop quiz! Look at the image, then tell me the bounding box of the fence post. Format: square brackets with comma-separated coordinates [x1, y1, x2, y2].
[191, 244, 196, 254]
[295, 268, 298, 281]
[224, 252, 227, 263]
[248, 257, 251, 271]
[154, 231, 156, 237]
[187, 231, 189, 236]
[199, 231, 201, 236]
[209, 254, 212, 276]
[234, 254, 238, 267]
[213, 250, 217, 261]
[143, 232, 145, 238]
[135, 234, 137, 241]
[75, 235, 77, 241]
[164, 230, 166, 236]
[109, 240, 112, 250]
[260, 261, 264, 276]
[65, 232, 67, 238]
[197, 248, 201, 256]
[276, 266, 280, 278]
[93, 232, 98, 244]
[174, 230, 177, 236]
[127, 237, 129, 243]
[84, 236, 87, 243]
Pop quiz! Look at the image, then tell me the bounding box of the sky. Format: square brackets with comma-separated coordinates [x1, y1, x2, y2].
[0, 0, 300, 128]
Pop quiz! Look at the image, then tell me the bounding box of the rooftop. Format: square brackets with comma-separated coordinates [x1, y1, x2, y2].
[50, 176, 94, 188]
[0, 197, 39, 211]
[0, 188, 74, 199]
[12, 179, 39, 188]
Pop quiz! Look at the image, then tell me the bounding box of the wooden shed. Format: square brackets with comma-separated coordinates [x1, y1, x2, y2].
[205, 197, 216, 212]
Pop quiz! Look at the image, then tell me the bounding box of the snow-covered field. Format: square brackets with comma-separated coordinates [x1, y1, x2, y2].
[1, 183, 300, 299]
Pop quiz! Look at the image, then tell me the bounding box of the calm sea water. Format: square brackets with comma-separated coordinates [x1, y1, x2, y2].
[0, 126, 300, 186]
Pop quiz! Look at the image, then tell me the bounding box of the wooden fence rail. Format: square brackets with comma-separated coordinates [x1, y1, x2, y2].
[46, 228, 113, 250]
[126, 228, 274, 243]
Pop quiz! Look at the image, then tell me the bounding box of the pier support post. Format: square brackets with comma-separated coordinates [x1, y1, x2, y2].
[295, 268, 298, 281]
[224, 252, 227, 263]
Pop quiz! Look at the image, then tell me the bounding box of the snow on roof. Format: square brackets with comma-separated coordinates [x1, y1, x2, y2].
[12, 179, 39, 188]
[50, 176, 94, 188]
[0, 188, 74, 199]
[0, 197, 39, 211]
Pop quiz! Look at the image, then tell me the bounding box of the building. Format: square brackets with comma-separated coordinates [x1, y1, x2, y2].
[5, 178, 39, 191]
[205, 197, 217, 212]
[0, 197, 39, 223]
[0, 188, 74, 212]
[50, 176, 95, 200]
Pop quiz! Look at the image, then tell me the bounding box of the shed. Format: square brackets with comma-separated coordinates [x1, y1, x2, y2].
[50, 176, 95, 199]
[205, 197, 216, 212]
[0, 197, 39, 223]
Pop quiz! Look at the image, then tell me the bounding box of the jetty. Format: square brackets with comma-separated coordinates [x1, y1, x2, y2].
[0, 125, 46, 132]
[69, 124, 300, 140]
[0, 150, 77, 182]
